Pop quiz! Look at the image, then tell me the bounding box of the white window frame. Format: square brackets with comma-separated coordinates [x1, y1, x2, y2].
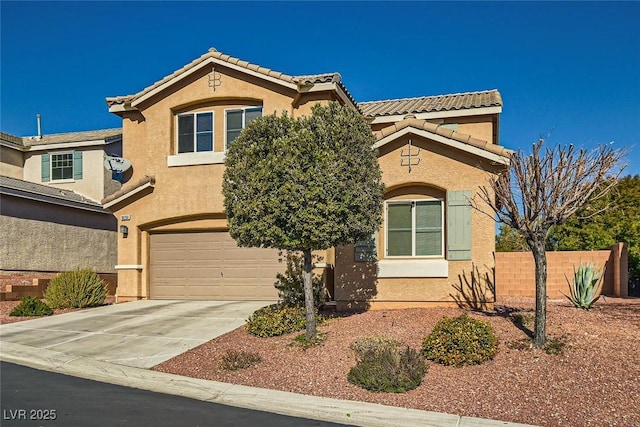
[224, 106, 263, 150]
[384, 199, 445, 259]
[175, 111, 215, 154]
[50, 151, 74, 182]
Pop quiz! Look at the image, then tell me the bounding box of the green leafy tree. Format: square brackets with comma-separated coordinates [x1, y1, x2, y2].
[476, 140, 625, 347]
[495, 224, 528, 252]
[548, 175, 640, 280]
[223, 102, 384, 339]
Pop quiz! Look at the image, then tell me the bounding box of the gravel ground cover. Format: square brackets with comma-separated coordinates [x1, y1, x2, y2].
[154, 297, 640, 427]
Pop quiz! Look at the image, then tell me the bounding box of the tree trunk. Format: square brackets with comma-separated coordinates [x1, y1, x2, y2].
[531, 240, 548, 347]
[303, 248, 316, 340]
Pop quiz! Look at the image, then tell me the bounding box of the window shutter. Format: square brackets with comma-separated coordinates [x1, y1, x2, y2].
[41, 153, 50, 182]
[73, 151, 83, 180]
[447, 190, 472, 260]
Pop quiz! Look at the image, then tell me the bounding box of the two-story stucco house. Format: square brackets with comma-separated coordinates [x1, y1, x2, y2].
[0, 129, 122, 274]
[103, 48, 510, 309]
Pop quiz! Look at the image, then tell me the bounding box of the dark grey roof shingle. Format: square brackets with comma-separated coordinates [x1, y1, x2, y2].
[0, 175, 103, 209]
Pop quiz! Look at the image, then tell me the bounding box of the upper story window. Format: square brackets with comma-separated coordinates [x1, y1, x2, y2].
[225, 107, 262, 149]
[52, 153, 74, 180]
[386, 200, 443, 257]
[41, 151, 82, 182]
[177, 112, 214, 154]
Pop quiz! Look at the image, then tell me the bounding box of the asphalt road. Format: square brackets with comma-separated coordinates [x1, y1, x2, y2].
[0, 362, 349, 427]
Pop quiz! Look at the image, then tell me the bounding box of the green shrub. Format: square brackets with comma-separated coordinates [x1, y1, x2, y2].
[218, 349, 262, 371]
[350, 336, 403, 358]
[422, 314, 499, 367]
[290, 331, 327, 350]
[562, 263, 604, 309]
[9, 296, 53, 317]
[274, 251, 325, 308]
[246, 304, 324, 338]
[44, 269, 108, 309]
[348, 338, 426, 393]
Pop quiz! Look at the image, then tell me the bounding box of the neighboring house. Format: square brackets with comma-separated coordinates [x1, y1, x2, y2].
[0, 129, 122, 275]
[103, 48, 511, 308]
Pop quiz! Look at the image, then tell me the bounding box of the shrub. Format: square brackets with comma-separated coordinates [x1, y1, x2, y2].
[245, 304, 324, 338]
[218, 349, 262, 371]
[274, 251, 325, 308]
[290, 331, 327, 350]
[562, 263, 604, 309]
[350, 336, 403, 358]
[348, 337, 426, 393]
[10, 296, 53, 317]
[422, 314, 499, 367]
[44, 269, 108, 309]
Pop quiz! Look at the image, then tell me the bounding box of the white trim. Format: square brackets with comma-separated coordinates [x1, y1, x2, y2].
[378, 259, 448, 278]
[175, 110, 215, 155]
[374, 127, 509, 164]
[167, 151, 225, 167]
[313, 263, 328, 269]
[131, 57, 298, 108]
[49, 151, 75, 182]
[115, 264, 143, 270]
[368, 106, 502, 124]
[385, 199, 444, 258]
[224, 106, 263, 150]
[103, 181, 154, 209]
[27, 139, 107, 152]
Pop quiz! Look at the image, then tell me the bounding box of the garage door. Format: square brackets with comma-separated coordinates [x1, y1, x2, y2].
[149, 232, 283, 300]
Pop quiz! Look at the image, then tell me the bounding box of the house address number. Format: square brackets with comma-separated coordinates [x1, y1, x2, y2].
[121, 215, 131, 221]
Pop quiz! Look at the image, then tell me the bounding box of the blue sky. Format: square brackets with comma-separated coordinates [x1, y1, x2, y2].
[2, 1, 638, 175]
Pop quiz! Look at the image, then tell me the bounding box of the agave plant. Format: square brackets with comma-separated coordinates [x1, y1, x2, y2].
[562, 263, 605, 309]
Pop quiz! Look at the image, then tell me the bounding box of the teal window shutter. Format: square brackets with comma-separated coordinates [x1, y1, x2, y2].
[73, 151, 83, 180]
[41, 153, 50, 182]
[447, 190, 472, 260]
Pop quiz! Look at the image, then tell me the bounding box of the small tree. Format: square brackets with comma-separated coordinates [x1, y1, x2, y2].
[223, 102, 384, 339]
[476, 140, 625, 347]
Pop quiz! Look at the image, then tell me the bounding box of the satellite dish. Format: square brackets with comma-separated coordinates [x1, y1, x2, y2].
[104, 156, 132, 173]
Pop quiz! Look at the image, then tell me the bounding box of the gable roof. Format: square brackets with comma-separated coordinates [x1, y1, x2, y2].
[1, 128, 122, 150]
[373, 117, 512, 163]
[360, 90, 502, 119]
[106, 48, 358, 113]
[0, 175, 107, 213]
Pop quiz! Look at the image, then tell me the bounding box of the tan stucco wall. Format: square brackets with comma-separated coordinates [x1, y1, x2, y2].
[23, 148, 108, 202]
[0, 146, 24, 179]
[333, 134, 503, 310]
[109, 60, 504, 306]
[370, 115, 497, 144]
[111, 64, 340, 301]
[1, 197, 117, 273]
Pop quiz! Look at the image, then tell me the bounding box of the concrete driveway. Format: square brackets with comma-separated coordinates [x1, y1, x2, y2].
[0, 300, 270, 368]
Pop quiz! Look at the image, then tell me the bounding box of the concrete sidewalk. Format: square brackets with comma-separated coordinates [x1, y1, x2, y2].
[0, 300, 538, 427]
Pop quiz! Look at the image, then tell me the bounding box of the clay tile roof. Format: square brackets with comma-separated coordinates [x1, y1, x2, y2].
[101, 175, 155, 206]
[106, 48, 359, 110]
[359, 89, 502, 118]
[373, 117, 512, 158]
[0, 175, 103, 208]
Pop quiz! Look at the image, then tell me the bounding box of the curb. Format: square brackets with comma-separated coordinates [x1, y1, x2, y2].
[0, 341, 537, 427]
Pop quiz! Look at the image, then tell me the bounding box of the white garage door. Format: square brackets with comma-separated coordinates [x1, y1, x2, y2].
[149, 232, 282, 300]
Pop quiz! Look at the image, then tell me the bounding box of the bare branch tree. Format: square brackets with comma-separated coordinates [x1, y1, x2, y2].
[475, 139, 626, 347]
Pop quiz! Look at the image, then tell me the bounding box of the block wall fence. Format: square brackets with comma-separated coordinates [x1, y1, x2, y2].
[495, 243, 629, 299]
